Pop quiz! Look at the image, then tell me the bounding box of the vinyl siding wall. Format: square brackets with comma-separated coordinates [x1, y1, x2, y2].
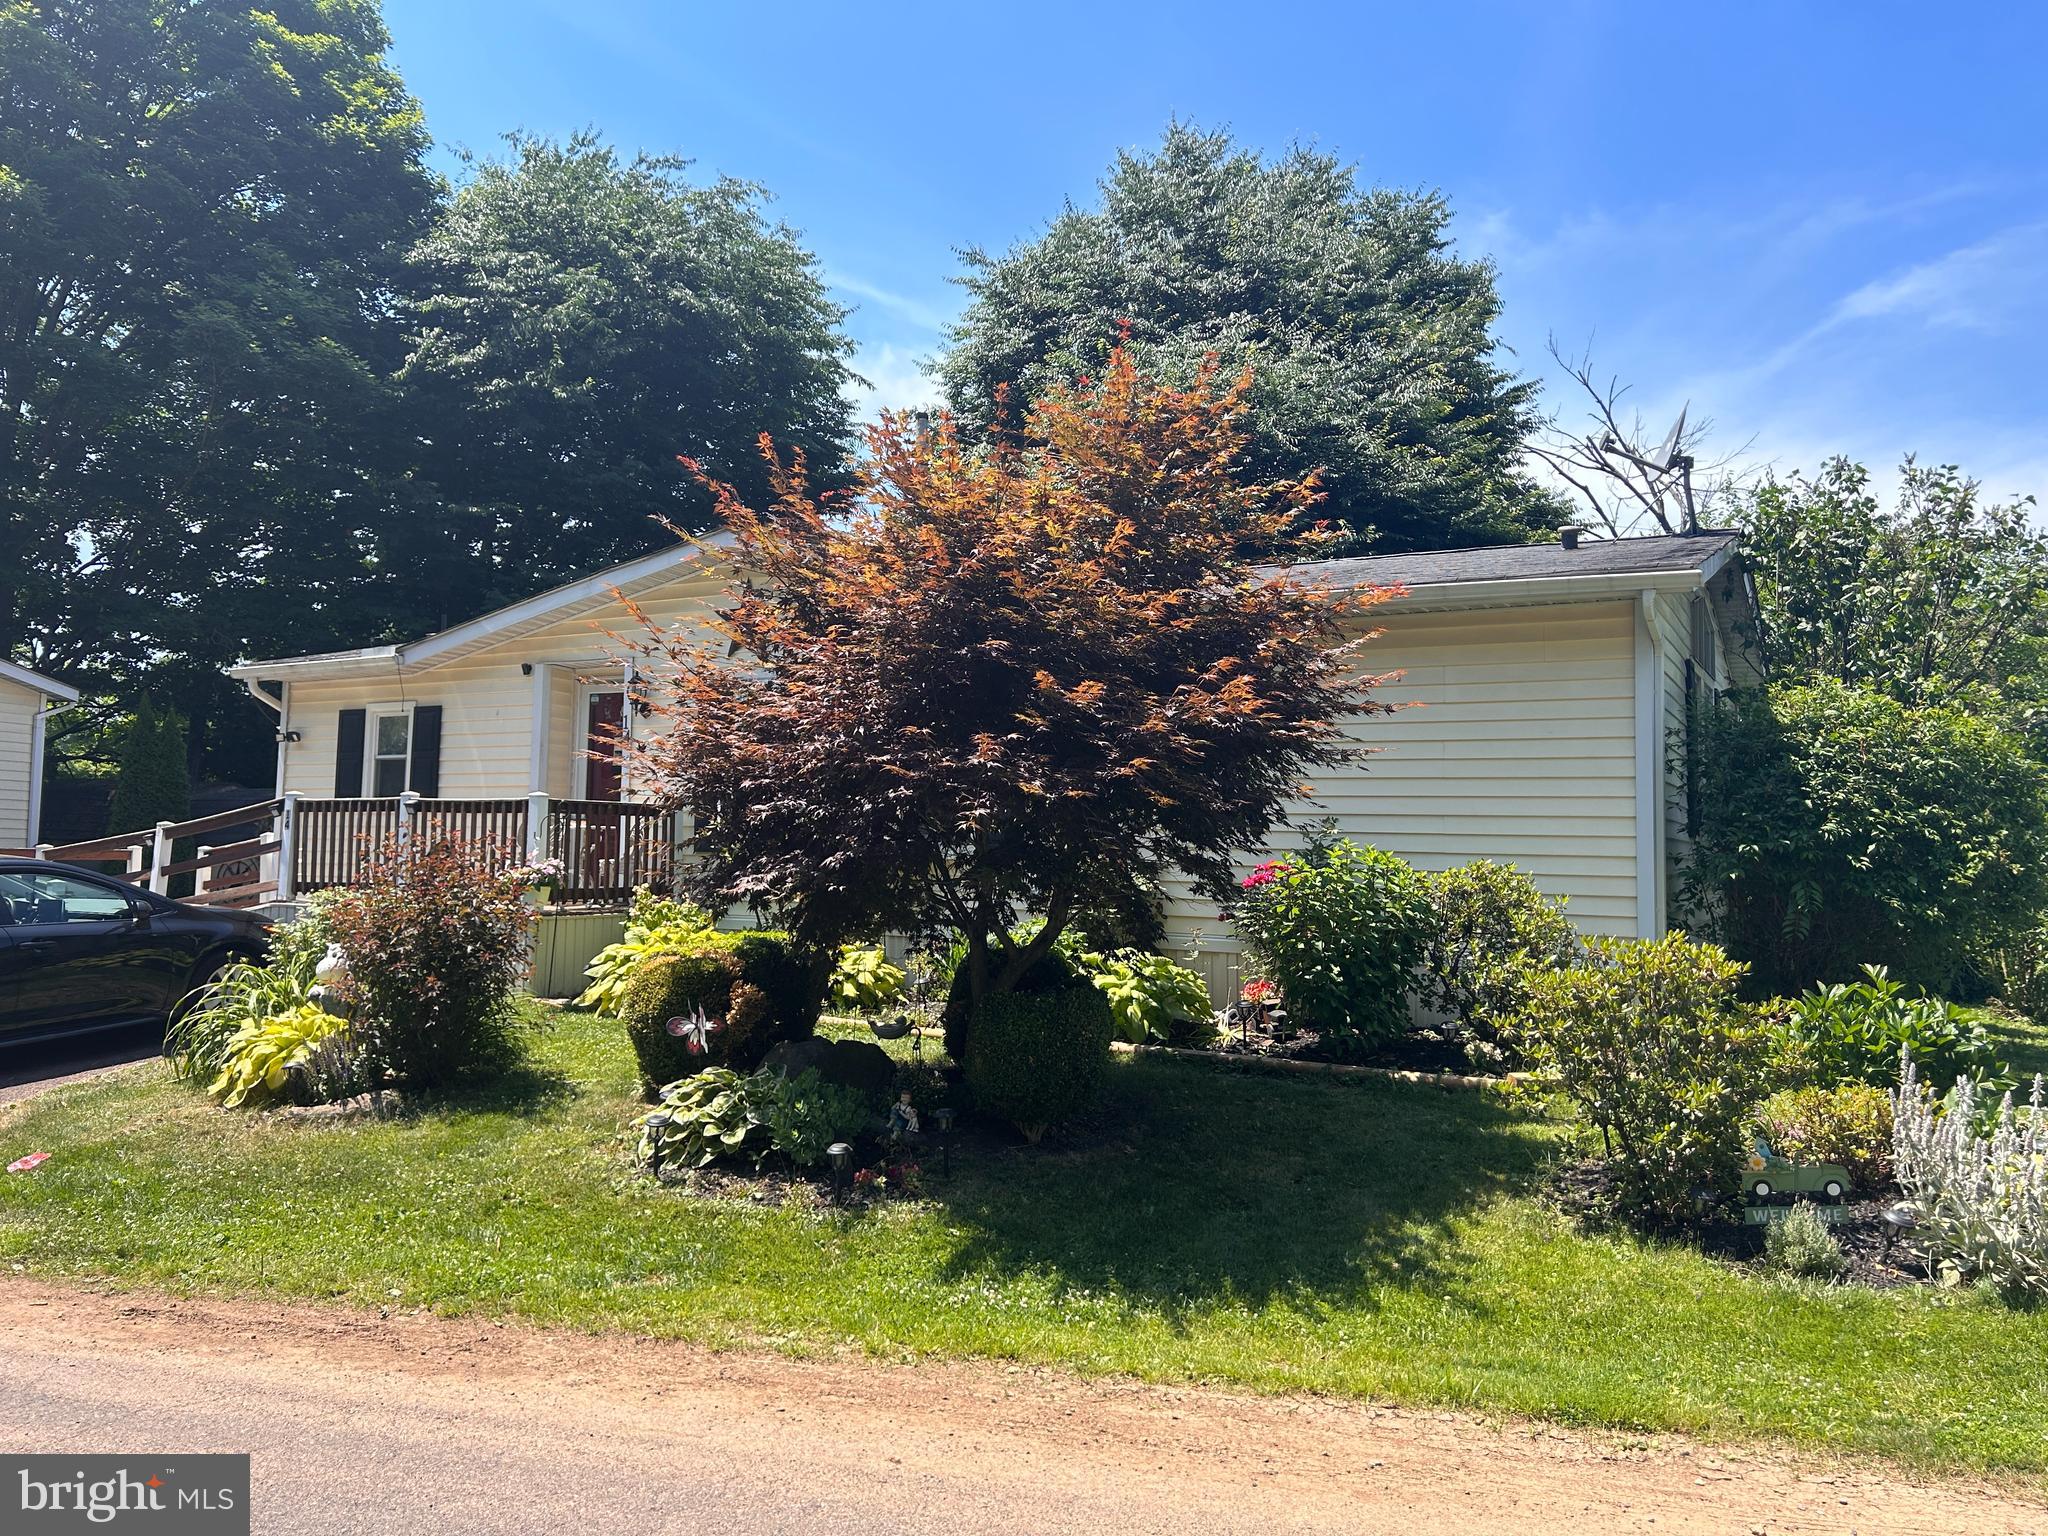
[0, 678, 40, 846]
[1160, 599, 1643, 1003]
[274, 566, 729, 800]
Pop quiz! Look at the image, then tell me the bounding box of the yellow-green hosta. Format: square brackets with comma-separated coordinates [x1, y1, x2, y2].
[207, 1005, 350, 1110]
[577, 890, 715, 1014]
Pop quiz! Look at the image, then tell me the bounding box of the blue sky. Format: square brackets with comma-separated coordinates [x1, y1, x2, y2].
[385, 1, 2048, 512]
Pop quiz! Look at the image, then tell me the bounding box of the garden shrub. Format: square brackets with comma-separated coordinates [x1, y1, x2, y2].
[1514, 934, 1774, 1223]
[941, 941, 1081, 1065]
[635, 1066, 873, 1175]
[322, 837, 536, 1089]
[1754, 1083, 1894, 1188]
[827, 944, 905, 1013]
[1689, 680, 2048, 994]
[1075, 947, 1212, 1045]
[578, 887, 715, 1014]
[207, 1005, 350, 1110]
[1778, 966, 2001, 1091]
[1764, 1203, 1845, 1281]
[1894, 1056, 2047, 1298]
[1414, 859, 1578, 1061]
[963, 987, 1115, 1143]
[1230, 835, 1431, 1050]
[617, 929, 817, 1092]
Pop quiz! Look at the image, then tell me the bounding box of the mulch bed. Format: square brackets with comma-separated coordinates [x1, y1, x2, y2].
[1545, 1155, 1932, 1289]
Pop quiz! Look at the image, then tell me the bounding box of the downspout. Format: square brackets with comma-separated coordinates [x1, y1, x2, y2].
[1633, 590, 1666, 938]
[26, 696, 78, 846]
[243, 677, 288, 798]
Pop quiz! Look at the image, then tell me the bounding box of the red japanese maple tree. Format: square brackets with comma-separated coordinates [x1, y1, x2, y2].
[624, 347, 1395, 1017]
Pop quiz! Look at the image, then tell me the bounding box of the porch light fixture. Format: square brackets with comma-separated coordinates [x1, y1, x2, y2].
[1881, 1203, 1919, 1257]
[932, 1107, 955, 1176]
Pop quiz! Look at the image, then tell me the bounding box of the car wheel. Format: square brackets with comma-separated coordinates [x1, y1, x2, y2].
[1823, 1180, 1845, 1201]
[1751, 1179, 1773, 1199]
[171, 952, 250, 1026]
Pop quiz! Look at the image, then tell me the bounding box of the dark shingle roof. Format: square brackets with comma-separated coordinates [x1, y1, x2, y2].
[1277, 530, 1741, 590]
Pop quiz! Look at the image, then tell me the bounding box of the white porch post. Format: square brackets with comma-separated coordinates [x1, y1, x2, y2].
[274, 791, 299, 902]
[396, 790, 420, 848]
[527, 663, 553, 794]
[525, 792, 550, 863]
[125, 845, 144, 879]
[149, 820, 174, 895]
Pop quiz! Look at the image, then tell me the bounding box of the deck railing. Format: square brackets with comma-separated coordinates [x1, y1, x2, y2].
[25, 794, 678, 908]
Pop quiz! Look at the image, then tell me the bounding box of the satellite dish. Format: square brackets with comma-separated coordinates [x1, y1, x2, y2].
[1646, 405, 1689, 473]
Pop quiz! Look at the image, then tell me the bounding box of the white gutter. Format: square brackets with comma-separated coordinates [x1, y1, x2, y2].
[1326, 566, 1716, 614]
[1633, 589, 1666, 937]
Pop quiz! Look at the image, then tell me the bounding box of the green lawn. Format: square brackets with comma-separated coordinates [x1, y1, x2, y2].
[4, 1002, 2045, 1475]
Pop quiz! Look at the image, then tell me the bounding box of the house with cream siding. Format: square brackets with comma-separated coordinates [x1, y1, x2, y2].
[0, 659, 79, 853]
[225, 529, 1760, 996]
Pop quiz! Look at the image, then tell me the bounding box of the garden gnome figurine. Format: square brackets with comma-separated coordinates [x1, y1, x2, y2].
[887, 1092, 920, 1143]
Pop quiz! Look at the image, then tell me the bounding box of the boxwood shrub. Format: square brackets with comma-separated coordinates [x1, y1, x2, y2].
[964, 986, 1114, 1143]
[618, 930, 821, 1092]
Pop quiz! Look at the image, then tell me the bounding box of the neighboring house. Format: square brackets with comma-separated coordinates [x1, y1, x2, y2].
[0, 659, 80, 853]
[225, 528, 1760, 996]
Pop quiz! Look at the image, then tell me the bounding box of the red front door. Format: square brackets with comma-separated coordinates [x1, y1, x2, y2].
[584, 690, 625, 802]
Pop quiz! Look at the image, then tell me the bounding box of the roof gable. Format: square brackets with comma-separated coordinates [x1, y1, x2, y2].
[0, 658, 80, 702]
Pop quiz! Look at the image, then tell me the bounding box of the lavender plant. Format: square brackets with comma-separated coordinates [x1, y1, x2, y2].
[1893, 1052, 2047, 1299]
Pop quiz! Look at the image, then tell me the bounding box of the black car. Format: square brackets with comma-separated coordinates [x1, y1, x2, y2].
[0, 859, 270, 1043]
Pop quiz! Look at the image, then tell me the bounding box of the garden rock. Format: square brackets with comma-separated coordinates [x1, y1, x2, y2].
[761, 1037, 896, 1103]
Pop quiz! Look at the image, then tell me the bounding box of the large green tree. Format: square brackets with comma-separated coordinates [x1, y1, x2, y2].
[938, 124, 1557, 555]
[398, 133, 858, 596]
[1740, 457, 2048, 747]
[1, 0, 438, 780]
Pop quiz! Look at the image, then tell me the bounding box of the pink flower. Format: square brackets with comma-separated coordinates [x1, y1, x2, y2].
[7, 1152, 50, 1174]
[1240, 859, 1285, 890]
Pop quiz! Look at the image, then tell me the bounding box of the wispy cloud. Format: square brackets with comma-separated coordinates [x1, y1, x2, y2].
[828, 270, 957, 333]
[1830, 221, 2048, 334]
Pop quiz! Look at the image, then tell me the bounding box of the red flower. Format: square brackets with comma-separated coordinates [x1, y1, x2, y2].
[1240, 859, 1286, 890]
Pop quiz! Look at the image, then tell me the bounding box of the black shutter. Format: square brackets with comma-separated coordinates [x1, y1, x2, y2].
[409, 705, 442, 797]
[334, 709, 366, 797]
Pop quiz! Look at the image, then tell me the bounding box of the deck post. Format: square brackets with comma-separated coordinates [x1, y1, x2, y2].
[396, 790, 420, 849]
[125, 845, 144, 878]
[275, 792, 299, 903]
[525, 793, 550, 863]
[32, 844, 51, 861]
[149, 820, 174, 895]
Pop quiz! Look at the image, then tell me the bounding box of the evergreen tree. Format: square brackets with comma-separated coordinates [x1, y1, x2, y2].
[939, 124, 1558, 555]
[106, 705, 191, 835]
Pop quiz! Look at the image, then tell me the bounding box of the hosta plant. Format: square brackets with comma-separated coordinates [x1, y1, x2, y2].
[578, 887, 715, 1015]
[1078, 947, 1212, 1044]
[827, 945, 905, 1014]
[208, 1006, 351, 1110]
[635, 1066, 872, 1175]
[1893, 1053, 2047, 1299]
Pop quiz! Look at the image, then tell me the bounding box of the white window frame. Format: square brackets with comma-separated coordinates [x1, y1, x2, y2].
[364, 701, 415, 798]
[574, 684, 629, 799]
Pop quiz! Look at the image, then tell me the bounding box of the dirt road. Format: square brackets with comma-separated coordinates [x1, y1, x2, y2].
[0, 1279, 2038, 1534]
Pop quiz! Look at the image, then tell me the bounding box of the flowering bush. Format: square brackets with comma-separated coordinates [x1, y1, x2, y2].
[507, 857, 566, 888]
[322, 837, 536, 1089]
[1894, 1055, 2046, 1298]
[1229, 836, 1431, 1049]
